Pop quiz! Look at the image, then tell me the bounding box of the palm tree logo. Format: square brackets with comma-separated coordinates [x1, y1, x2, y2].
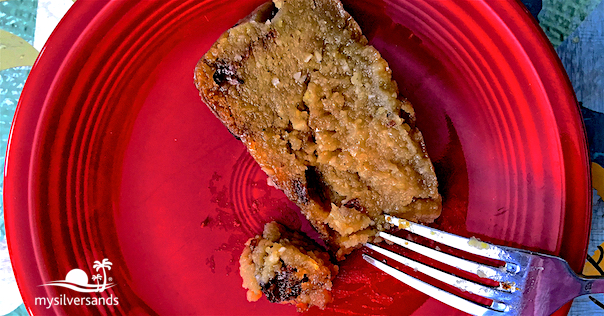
[91, 274, 103, 291]
[93, 258, 113, 292]
[40, 258, 116, 293]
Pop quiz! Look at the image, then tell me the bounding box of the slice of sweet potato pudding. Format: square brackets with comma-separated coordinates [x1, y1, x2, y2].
[195, 0, 442, 259]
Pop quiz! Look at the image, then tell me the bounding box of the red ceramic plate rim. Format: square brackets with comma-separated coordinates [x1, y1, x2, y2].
[499, 1, 592, 269]
[509, 1, 591, 256]
[4, 0, 113, 312]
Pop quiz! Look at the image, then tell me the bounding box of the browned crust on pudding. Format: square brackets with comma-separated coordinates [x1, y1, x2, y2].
[195, 0, 442, 259]
[239, 222, 338, 311]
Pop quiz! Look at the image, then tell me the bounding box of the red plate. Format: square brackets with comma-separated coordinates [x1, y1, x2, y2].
[4, 0, 591, 315]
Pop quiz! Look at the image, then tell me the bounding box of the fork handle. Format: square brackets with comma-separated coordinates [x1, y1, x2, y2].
[582, 276, 604, 295]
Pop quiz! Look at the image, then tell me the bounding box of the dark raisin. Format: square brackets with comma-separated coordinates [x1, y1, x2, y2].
[212, 61, 243, 86]
[259, 29, 277, 50]
[248, 237, 260, 250]
[343, 198, 364, 212]
[260, 266, 303, 302]
[304, 166, 338, 208]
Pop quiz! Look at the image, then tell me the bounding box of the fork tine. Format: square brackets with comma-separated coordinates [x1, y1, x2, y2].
[385, 216, 517, 266]
[365, 243, 514, 302]
[362, 254, 498, 316]
[377, 232, 512, 283]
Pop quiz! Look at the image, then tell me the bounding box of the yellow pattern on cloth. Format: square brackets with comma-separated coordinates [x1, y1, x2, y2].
[0, 30, 38, 70]
[593, 162, 604, 200]
[584, 242, 604, 276]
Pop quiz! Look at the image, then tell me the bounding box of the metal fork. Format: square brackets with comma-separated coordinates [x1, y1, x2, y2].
[362, 215, 604, 316]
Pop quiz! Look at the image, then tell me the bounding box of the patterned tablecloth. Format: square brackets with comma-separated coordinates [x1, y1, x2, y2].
[1, 0, 604, 315]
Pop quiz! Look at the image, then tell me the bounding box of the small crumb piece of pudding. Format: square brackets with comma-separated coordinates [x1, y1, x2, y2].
[239, 221, 339, 311]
